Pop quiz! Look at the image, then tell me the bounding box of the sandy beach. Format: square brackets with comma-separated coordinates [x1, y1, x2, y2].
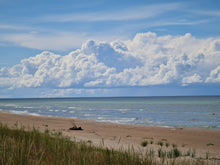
[0, 111, 220, 160]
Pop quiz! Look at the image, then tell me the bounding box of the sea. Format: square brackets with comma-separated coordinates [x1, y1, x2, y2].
[0, 96, 219, 129]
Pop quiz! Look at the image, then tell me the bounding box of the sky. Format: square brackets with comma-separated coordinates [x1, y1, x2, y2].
[0, 0, 220, 98]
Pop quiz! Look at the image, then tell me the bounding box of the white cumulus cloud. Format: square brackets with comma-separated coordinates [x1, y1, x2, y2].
[205, 66, 220, 83]
[182, 74, 203, 86]
[0, 32, 220, 90]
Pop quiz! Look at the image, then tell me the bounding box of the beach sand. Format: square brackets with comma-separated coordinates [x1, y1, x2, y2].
[0, 111, 220, 160]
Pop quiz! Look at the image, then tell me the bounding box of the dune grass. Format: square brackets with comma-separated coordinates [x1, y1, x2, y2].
[0, 123, 215, 165]
[0, 123, 147, 165]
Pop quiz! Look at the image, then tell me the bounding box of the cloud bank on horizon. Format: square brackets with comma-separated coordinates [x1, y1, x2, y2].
[1, 32, 220, 93]
[0, 0, 220, 97]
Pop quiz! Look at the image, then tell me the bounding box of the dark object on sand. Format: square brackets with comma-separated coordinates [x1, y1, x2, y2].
[69, 120, 83, 130]
[69, 126, 83, 130]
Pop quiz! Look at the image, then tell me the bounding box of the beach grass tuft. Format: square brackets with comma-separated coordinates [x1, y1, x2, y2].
[157, 141, 164, 147]
[166, 142, 170, 148]
[206, 143, 214, 146]
[141, 140, 148, 147]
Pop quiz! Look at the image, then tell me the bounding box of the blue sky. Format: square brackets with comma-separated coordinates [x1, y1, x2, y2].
[0, 0, 220, 98]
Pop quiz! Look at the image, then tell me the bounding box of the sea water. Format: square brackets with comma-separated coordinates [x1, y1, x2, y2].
[0, 96, 219, 129]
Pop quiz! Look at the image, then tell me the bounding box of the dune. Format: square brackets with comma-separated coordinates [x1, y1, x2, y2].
[0, 111, 219, 160]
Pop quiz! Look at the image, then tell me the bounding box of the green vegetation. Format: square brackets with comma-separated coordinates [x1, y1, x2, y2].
[165, 142, 170, 148]
[141, 140, 148, 147]
[206, 152, 209, 160]
[157, 147, 181, 159]
[191, 149, 196, 158]
[157, 141, 164, 147]
[172, 143, 177, 148]
[0, 123, 215, 165]
[0, 123, 145, 165]
[206, 143, 214, 146]
[182, 144, 187, 147]
[185, 149, 196, 158]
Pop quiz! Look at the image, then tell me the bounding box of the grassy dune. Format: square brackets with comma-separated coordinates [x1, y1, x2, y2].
[0, 123, 215, 165]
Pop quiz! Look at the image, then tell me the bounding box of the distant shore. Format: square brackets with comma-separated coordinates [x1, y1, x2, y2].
[0, 111, 220, 160]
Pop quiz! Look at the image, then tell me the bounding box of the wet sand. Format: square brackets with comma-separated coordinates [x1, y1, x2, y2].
[0, 111, 219, 160]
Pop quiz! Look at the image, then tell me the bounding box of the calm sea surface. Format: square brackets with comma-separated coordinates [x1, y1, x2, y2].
[0, 96, 219, 129]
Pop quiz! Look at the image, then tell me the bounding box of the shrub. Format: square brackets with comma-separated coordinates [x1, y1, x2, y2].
[141, 140, 148, 147]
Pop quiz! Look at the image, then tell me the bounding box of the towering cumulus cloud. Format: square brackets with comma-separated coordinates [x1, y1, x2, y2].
[0, 32, 220, 90]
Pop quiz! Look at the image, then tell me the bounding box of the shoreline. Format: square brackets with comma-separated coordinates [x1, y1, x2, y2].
[1, 110, 219, 130]
[0, 111, 220, 160]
